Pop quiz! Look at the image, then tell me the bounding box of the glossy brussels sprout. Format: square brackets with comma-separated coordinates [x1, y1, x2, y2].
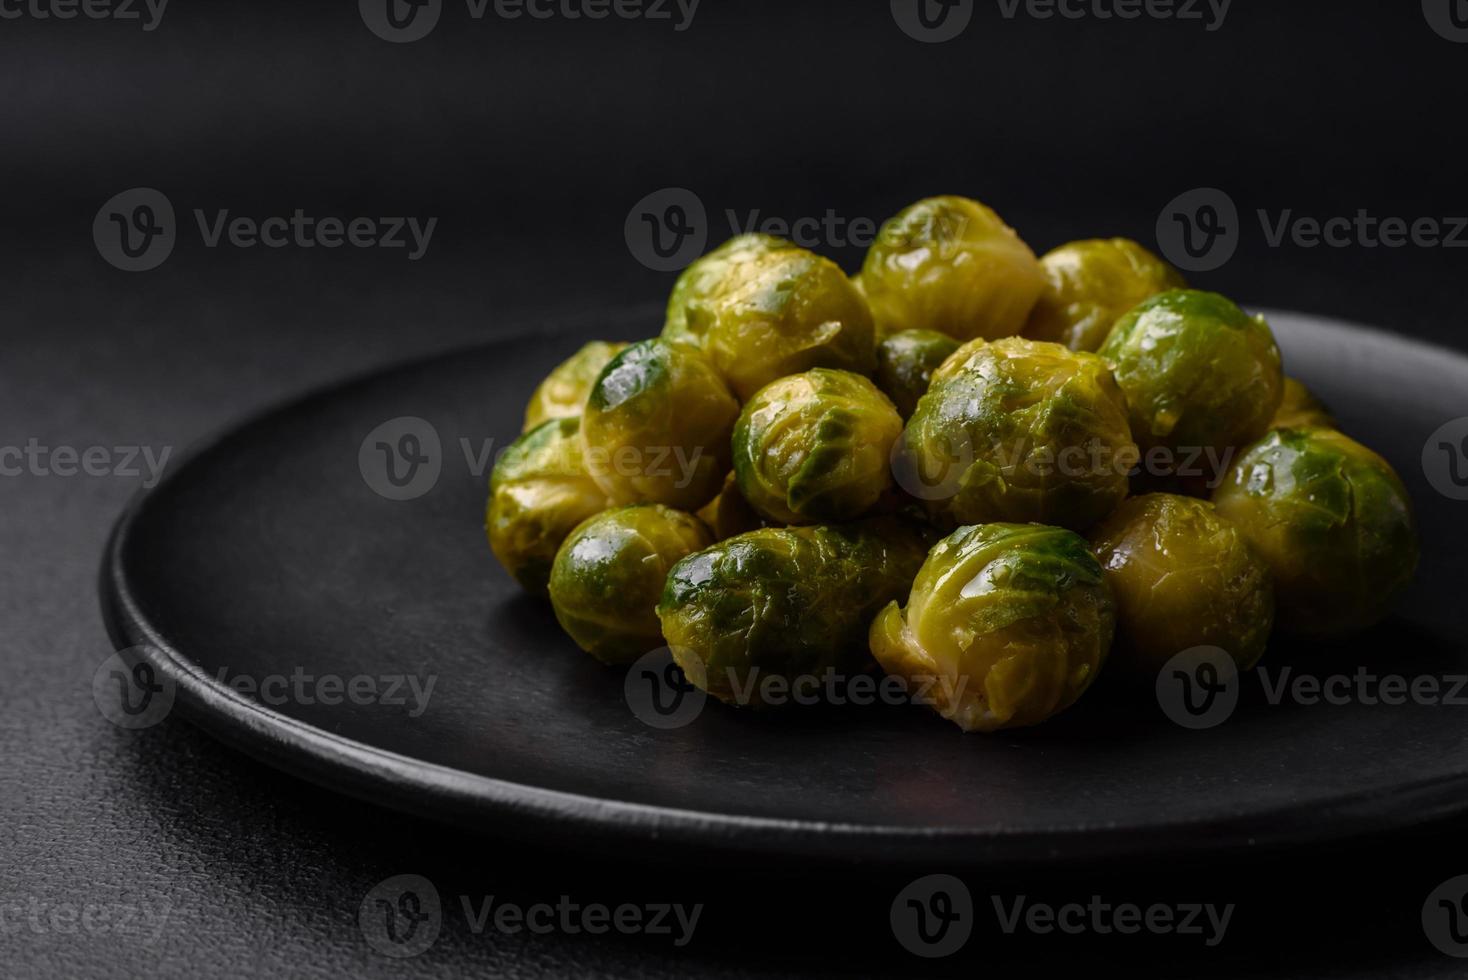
[548, 505, 711, 665]
[1090, 494, 1274, 677]
[686, 245, 876, 401]
[858, 195, 1044, 341]
[870, 523, 1115, 732]
[522, 341, 628, 433]
[732, 369, 902, 525]
[898, 337, 1135, 530]
[1023, 238, 1186, 353]
[486, 417, 610, 596]
[695, 472, 764, 541]
[874, 329, 960, 418]
[658, 517, 931, 707]
[662, 234, 793, 348]
[1212, 428, 1419, 636]
[1099, 290, 1283, 454]
[581, 338, 739, 510]
[1272, 377, 1336, 430]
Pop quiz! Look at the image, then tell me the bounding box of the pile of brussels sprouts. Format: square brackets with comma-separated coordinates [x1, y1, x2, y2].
[488, 195, 1420, 733]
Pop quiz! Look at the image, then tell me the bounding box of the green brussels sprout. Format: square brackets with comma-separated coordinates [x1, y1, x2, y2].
[732, 368, 902, 525]
[581, 338, 739, 510]
[1023, 238, 1186, 353]
[522, 341, 629, 433]
[1099, 290, 1283, 454]
[857, 195, 1044, 341]
[1089, 494, 1274, 677]
[875, 329, 961, 418]
[688, 245, 877, 401]
[548, 504, 712, 665]
[1272, 377, 1336, 430]
[662, 234, 794, 348]
[898, 337, 1136, 531]
[1212, 428, 1419, 636]
[696, 472, 765, 541]
[486, 417, 611, 596]
[658, 517, 931, 707]
[870, 523, 1115, 732]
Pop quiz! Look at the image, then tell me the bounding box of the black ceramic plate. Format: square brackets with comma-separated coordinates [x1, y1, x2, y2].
[100, 306, 1468, 866]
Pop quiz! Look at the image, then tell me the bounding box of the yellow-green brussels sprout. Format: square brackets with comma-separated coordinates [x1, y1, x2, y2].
[549, 504, 711, 665]
[696, 472, 765, 541]
[1212, 428, 1419, 636]
[870, 523, 1114, 732]
[1099, 290, 1283, 454]
[1023, 238, 1186, 353]
[875, 329, 961, 418]
[658, 517, 931, 707]
[1272, 377, 1336, 430]
[1090, 494, 1274, 678]
[522, 341, 629, 433]
[858, 195, 1044, 341]
[581, 338, 739, 510]
[732, 368, 902, 525]
[486, 417, 611, 596]
[688, 245, 877, 401]
[662, 234, 794, 348]
[898, 337, 1136, 531]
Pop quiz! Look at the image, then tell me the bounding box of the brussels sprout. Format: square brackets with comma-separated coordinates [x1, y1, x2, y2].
[486, 417, 611, 596]
[658, 517, 931, 707]
[1271, 377, 1336, 430]
[688, 245, 877, 401]
[1023, 238, 1186, 353]
[732, 369, 902, 525]
[522, 341, 629, 433]
[875, 329, 961, 418]
[870, 523, 1114, 732]
[1099, 290, 1283, 454]
[1090, 494, 1274, 677]
[898, 337, 1136, 531]
[662, 234, 794, 348]
[1212, 428, 1419, 636]
[857, 195, 1044, 341]
[581, 338, 739, 510]
[696, 472, 765, 541]
[548, 505, 712, 665]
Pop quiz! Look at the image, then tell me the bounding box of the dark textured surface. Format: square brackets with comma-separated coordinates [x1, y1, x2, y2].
[4, 0, 1468, 975]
